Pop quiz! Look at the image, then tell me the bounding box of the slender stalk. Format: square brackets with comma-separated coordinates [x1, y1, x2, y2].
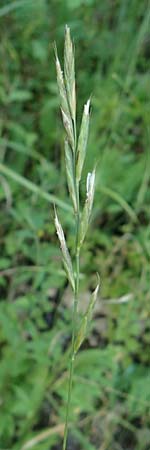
[62, 351, 74, 450]
[62, 182, 80, 450]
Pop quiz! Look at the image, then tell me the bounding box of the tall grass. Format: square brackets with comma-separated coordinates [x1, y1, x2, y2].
[54, 26, 99, 449]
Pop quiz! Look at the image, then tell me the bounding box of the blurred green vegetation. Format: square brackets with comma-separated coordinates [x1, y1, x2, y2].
[0, 1, 150, 449]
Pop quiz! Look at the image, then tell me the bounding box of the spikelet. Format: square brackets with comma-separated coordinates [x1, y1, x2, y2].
[74, 276, 100, 353]
[65, 140, 77, 212]
[76, 99, 90, 182]
[54, 209, 75, 291]
[78, 169, 95, 247]
[55, 44, 74, 151]
[55, 45, 70, 121]
[64, 25, 76, 123]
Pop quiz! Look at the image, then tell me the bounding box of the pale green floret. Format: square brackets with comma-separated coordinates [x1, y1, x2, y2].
[84, 98, 90, 115]
[64, 25, 76, 122]
[55, 42, 75, 152]
[76, 98, 90, 182]
[65, 140, 77, 212]
[54, 210, 75, 292]
[55, 50, 70, 120]
[78, 169, 96, 247]
[74, 277, 100, 353]
[86, 169, 95, 215]
[61, 109, 75, 149]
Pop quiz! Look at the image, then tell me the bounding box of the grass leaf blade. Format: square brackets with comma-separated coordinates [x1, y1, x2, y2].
[0, 163, 71, 212]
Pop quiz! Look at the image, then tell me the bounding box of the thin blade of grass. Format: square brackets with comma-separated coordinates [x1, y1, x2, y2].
[0, 163, 72, 212]
[0, 137, 48, 164]
[21, 423, 65, 450]
[99, 185, 138, 223]
[0, 0, 32, 18]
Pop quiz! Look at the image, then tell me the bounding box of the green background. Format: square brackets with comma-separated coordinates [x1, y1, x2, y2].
[0, 1, 150, 449]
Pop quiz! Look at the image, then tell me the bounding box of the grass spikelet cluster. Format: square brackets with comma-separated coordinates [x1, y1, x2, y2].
[54, 26, 100, 450]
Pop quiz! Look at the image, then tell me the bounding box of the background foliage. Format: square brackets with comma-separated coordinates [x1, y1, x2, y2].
[0, 1, 150, 449]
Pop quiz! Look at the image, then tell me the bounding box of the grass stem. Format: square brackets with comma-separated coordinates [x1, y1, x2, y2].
[62, 183, 80, 450]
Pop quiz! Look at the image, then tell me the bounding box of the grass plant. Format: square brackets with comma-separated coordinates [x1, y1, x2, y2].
[0, 2, 150, 449]
[54, 26, 99, 450]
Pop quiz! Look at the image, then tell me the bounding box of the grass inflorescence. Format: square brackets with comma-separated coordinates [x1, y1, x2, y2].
[54, 26, 100, 450]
